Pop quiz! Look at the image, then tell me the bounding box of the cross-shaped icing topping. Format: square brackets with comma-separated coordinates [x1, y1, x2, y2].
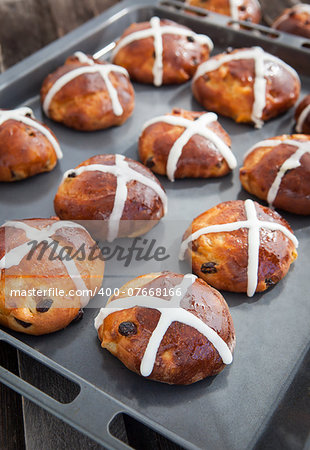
[112, 16, 213, 86]
[244, 138, 310, 206]
[0, 107, 63, 159]
[0, 220, 91, 306]
[43, 52, 129, 117]
[179, 199, 298, 297]
[94, 273, 233, 377]
[193, 47, 299, 128]
[142, 111, 237, 181]
[63, 154, 168, 242]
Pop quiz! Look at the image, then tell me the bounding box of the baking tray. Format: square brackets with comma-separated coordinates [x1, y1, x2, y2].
[0, 1, 310, 449]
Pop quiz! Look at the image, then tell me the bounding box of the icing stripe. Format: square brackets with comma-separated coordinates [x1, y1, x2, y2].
[107, 155, 130, 242]
[244, 199, 261, 297]
[193, 47, 299, 128]
[0, 108, 63, 159]
[244, 138, 310, 206]
[296, 104, 310, 133]
[112, 16, 213, 87]
[229, 0, 243, 29]
[94, 273, 233, 376]
[43, 52, 129, 117]
[229, 0, 241, 21]
[151, 17, 164, 87]
[243, 139, 283, 160]
[0, 220, 90, 307]
[63, 155, 168, 242]
[142, 112, 237, 181]
[179, 199, 298, 297]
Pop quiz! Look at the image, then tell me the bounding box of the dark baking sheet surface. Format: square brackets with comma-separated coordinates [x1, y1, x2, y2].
[1, 1, 310, 449]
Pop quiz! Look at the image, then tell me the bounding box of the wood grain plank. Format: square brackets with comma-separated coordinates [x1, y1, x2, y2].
[0, 0, 120, 69]
[0, 0, 58, 70]
[0, 342, 25, 450]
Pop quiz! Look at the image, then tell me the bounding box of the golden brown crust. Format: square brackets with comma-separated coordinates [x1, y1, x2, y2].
[240, 135, 310, 215]
[97, 272, 235, 385]
[295, 95, 310, 134]
[0, 116, 58, 182]
[138, 108, 232, 179]
[0, 218, 105, 335]
[40, 55, 135, 131]
[186, 0, 261, 24]
[192, 48, 300, 125]
[182, 201, 297, 293]
[112, 19, 211, 85]
[272, 5, 310, 39]
[54, 154, 166, 240]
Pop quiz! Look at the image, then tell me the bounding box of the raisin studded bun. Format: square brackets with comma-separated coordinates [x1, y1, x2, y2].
[192, 47, 300, 128]
[295, 95, 310, 134]
[112, 16, 213, 86]
[0, 107, 62, 182]
[272, 4, 310, 39]
[240, 135, 310, 215]
[95, 272, 235, 385]
[139, 108, 237, 181]
[0, 218, 105, 335]
[180, 200, 298, 296]
[54, 154, 167, 241]
[40, 52, 134, 131]
[185, 0, 261, 24]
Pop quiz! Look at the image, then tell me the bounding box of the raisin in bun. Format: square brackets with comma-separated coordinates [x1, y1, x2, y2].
[192, 47, 300, 128]
[40, 52, 134, 131]
[295, 95, 310, 134]
[112, 17, 213, 86]
[0, 107, 62, 182]
[240, 135, 310, 215]
[0, 218, 104, 335]
[180, 200, 298, 296]
[272, 4, 310, 39]
[185, 0, 261, 24]
[95, 271, 235, 385]
[54, 154, 167, 241]
[139, 108, 236, 181]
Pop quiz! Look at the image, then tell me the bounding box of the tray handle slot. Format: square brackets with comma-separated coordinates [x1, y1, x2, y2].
[1, 340, 80, 403]
[0, 337, 145, 449]
[158, 0, 310, 49]
[109, 412, 184, 450]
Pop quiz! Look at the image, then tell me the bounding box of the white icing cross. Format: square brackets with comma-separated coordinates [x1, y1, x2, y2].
[0, 220, 91, 307]
[112, 16, 213, 87]
[179, 199, 298, 297]
[94, 273, 233, 377]
[193, 47, 299, 128]
[244, 138, 310, 206]
[0, 107, 63, 159]
[63, 154, 168, 242]
[43, 52, 129, 117]
[296, 104, 310, 132]
[141, 112, 237, 181]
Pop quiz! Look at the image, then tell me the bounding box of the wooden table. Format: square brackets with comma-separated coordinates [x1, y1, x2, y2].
[0, 0, 302, 449]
